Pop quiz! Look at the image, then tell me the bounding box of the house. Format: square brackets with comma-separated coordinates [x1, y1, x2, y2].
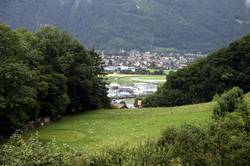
[133, 83, 157, 95]
[118, 86, 134, 97]
[111, 99, 122, 104]
[111, 100, 128, 109]
[112, 103, 128, 109]
[104, 66, 120, 72]
[118, 66, 136, 72]
[107, 82, 120, 97]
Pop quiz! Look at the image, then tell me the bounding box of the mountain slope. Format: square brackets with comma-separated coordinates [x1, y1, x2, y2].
[1, 0, 250, 53]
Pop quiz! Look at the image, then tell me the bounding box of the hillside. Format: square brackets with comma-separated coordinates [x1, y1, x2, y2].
[1, 0, 250, 53]
[143, 33, 250, 107]
[26, 102, 213, 153]
[25, 92, 250, 154]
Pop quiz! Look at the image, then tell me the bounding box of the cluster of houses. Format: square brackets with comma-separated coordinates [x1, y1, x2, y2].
[107, 82, 157, 98]
[102, 50, 206, 108]
[101, 50, 205, 70]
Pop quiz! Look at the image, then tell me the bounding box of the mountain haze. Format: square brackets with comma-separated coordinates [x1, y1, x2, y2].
[1, 0, 250, 53]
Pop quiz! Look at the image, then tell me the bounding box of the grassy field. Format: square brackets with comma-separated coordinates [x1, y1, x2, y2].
[23, 93, 250, 155]
[148, 69, 172, 75]
[26, 102, 213, 154]
[106, 74, 166, 85]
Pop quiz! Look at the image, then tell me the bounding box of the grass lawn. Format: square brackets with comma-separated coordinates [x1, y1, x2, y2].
[26, 102, 213, 154]
[131, 75, 166, 81]
[148, 69, 172, 75]
[106, 74, 166, 85]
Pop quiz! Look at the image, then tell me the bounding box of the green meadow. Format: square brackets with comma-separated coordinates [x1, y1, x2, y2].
[26, 102, 213, 154]
[106, 74, 166, 85]
[148, 69, 172, 75]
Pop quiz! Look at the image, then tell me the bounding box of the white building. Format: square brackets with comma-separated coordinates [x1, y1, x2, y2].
[118, 86, 134, 97]
[104, 66, 120, 72]
[118, 66, 136, 72]
[133, 83, 157, 95]
[107, 82, 157, 98]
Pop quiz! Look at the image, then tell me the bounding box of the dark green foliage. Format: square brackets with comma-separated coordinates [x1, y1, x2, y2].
[66, 50, 110, 112]
[0, 24, 109, 137]
[0, 63, 40, 137]
[86, 141, 171, 166]
[213, 87, 247, 119]
[0, 0, 250, 53]
[153, 69, 164, 75]
[39, 73, 69, 117]
[144, 34, 250, 107]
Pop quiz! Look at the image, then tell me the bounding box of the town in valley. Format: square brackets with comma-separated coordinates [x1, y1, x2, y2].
[102, 50, 206, 108]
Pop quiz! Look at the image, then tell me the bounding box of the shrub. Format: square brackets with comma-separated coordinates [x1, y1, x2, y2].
[0, 132, 80, 166]
[158, 125, 209, 165]
[213, 87, 247, 119]
[86, 141, 171, 166]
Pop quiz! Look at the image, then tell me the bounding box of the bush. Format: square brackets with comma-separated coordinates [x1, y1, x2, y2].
[213, 87, 247, 119]
[0, 132, 80, 166]
[86, 141, 171, 166]
[158, 125, 210, 165]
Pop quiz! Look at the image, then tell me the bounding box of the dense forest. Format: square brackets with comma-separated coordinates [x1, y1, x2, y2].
[0, 24, 110, 137]
[143, 34, 250, 107]
[1, 0, 250, 53]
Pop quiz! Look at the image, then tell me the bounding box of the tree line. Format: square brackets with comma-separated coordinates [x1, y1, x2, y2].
[143, 34, 250, 107]
[0, 24, 110, 137]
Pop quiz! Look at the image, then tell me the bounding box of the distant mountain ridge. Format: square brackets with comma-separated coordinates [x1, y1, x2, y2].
[1, 0, 250, 53]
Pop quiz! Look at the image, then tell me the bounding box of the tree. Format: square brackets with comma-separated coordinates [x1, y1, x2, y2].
[36, 27, 109, 113]
[0, 24, 110, 137]
[0, 24, 25, 62]
[39, 73, 69, 117]
[0, 63, 41, 137]
[66, 50, 110, 112]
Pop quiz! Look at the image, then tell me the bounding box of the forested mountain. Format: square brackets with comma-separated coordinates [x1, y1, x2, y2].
[1, 0, 250, 53]
[143, 34, 250, 107]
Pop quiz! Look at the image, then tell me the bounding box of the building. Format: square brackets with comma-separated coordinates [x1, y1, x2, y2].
[118, 86, 134, 97]
[104, 65, 136, 72]
[118, 66, 136, 72]
[133, 83, 157, 95]
[107, 82, 157, 98]
[104, 66, 120, 72]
